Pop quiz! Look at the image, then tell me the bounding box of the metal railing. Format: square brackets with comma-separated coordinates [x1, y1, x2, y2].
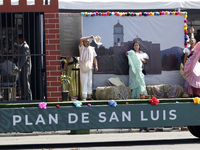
[0, 12, 47, 102]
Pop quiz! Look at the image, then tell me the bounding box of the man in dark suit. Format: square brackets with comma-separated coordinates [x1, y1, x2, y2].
[15, 35, 32, 100]
[1, 55, 18, 75]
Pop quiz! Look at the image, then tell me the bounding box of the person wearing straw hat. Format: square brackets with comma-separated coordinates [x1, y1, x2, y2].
[79, 35, 100, 101]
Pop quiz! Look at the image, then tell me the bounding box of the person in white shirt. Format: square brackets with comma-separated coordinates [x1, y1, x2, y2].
[183, 38, 196, 65]
[79, 35, 98, 101]
[183, 27, 196, 66]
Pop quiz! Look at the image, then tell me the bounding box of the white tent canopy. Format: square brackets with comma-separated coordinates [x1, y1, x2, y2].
[58, 0, 200, 10]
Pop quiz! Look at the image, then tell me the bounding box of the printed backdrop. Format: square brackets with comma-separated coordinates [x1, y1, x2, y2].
[82, 14, 186, 87]
[83, 15, 184, 50]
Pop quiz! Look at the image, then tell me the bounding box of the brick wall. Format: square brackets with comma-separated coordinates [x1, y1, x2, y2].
[45, 13, 62, 102]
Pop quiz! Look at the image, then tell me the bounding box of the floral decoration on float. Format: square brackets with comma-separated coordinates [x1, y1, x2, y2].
[73, 100, 82, 107]
[38, 102, 47, 109]
[108, 100, 117, 107]
[149, 97, 160, 105]
[193, 97, 200, 104]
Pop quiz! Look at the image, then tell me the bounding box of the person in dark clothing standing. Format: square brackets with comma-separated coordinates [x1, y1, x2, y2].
[15, 35, 32, 100]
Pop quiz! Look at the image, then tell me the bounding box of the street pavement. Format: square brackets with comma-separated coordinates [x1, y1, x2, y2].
[0, 128, 200, 150]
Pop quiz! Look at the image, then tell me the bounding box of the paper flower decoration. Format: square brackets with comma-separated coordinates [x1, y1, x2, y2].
[193, 97, 200, 104]
[56, 104, 60, 108]
[184, 19, 187, 23]
[73, 100, 82, 107]
[81, 11, 187, 18]
[38, 102, 47, 109]
[149, 97, 159, 105]
[184, 30, 188, 34]
[108, 100, 117, 107]
[88, 103, 91, 106]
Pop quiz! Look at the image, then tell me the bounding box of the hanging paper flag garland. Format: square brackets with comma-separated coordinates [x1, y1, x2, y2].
[81, 11, 186, 17]
[81, 11, 188, 49]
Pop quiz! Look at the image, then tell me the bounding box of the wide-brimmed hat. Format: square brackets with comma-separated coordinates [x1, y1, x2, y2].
[94, 35, 102, 45]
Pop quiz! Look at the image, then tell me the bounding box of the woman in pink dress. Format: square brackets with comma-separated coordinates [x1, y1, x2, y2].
[184, 42, 200, 97]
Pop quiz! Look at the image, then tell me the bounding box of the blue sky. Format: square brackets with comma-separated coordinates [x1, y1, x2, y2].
[83, 15, 184, 50]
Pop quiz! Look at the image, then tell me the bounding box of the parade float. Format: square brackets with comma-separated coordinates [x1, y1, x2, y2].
[1, 0, 200, 138]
